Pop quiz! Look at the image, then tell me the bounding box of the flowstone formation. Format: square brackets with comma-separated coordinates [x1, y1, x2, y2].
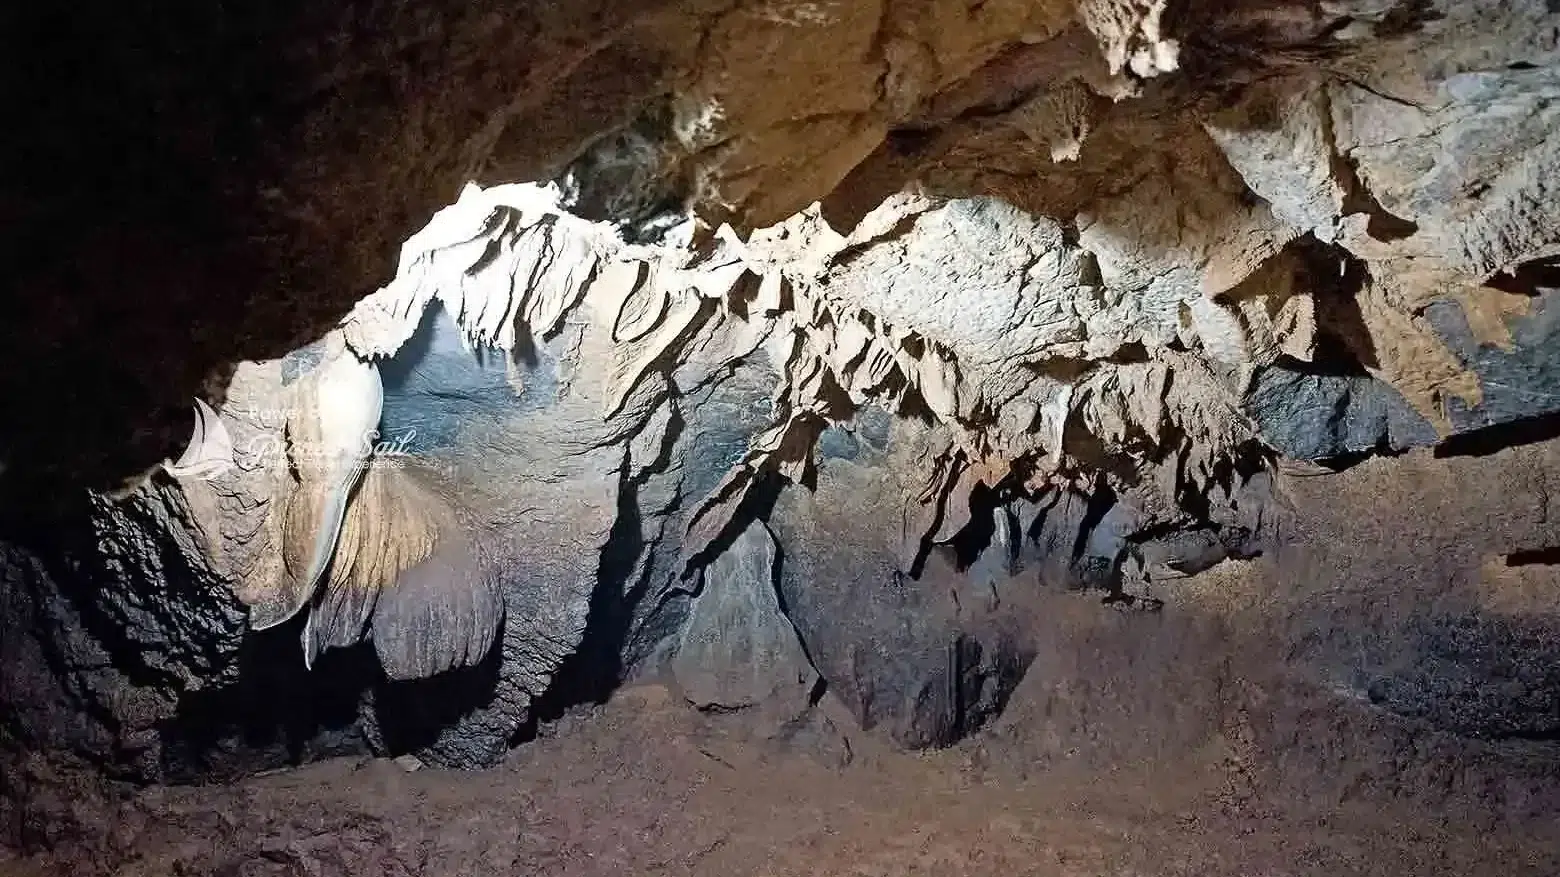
[7, 0, 1560, 855]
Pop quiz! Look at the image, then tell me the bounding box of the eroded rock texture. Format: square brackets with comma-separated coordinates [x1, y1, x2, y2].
[0, 484, 248, 847]
[7, 0, 1560, 858]
[5, 0, 1559, 494]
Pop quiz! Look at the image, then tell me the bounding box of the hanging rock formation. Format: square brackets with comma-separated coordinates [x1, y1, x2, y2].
[7, 0, 1560, 497]
[7, 0, 1560, 853]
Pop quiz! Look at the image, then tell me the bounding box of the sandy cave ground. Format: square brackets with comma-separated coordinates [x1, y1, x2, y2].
[8, 630, 1559, 877]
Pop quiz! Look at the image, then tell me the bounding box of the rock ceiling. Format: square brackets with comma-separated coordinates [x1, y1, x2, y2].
[7, 0, 1560, 504]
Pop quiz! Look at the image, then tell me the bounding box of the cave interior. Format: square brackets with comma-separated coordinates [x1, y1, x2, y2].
[4, 0, 1560, 874]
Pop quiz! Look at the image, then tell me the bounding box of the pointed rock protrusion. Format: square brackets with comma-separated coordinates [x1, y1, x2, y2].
[673, 519, 818, 718]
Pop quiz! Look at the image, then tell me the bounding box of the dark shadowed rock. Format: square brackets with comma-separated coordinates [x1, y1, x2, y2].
[770, 418, 1033, 749]
[672, 519, 818, 722]
[362, 305, 782, 768]
[360, 321, 621, 769]
[1242, 363, 1439, 460]
[1426, 290, 1560, 435]
[1011, 488, 1096, 590]
[0, 549, 126, 851]
[612, 320, 784, 674]
[0, 481, 258, 849]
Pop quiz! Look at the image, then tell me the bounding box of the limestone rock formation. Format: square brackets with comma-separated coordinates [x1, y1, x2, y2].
[771, 415, 1034, 748]
[6, 0, 1560, 497]
[672, 519, 818, 721]
[7, 0, 1560, 856]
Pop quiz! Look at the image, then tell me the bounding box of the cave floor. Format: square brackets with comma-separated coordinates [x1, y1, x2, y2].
[10, 681, 1555, 877]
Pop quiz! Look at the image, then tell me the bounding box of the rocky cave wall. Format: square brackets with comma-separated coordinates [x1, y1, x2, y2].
[6, 0, 1560, 854]
[9, 0, 1560, 495]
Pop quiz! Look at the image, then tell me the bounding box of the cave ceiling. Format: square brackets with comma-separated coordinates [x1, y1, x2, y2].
[6, 0, 1560, 506]
[0, 1, 1540, 507]
[61, 0, 1560, 672]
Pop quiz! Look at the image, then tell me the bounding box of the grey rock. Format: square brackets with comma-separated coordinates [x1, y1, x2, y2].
[770, 425, 1032, 749]
[363, 327, 616, 769]
[1425, 289, 1560, 434]
[962, 505, 1023, 593]
[617, 336, 785, 672]
[1135, 529, 1228, 578]
[0, 480, 263, 848]
[1242, 364, 1440, 460]
[1077, 499, 1144, 590]
[672, 519, 818, 719]
[378, 304, 556, 456]
[1011, 486, 1146, 593]
[0, 482, 249, 771]
[364, 307, 783, 768]
[1012, 489, 1095, 590]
